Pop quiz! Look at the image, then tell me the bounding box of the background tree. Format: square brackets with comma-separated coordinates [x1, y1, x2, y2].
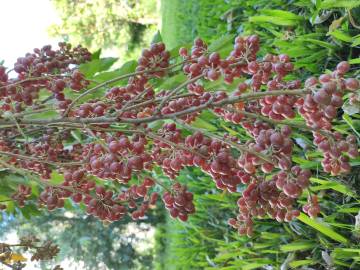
[0, 205, 165, 270]
[48, 0, 159, 62]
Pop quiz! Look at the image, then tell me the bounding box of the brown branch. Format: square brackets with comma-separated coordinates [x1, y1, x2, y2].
[235, 110, 333, 138]
[174, 120, 274, 164]
[0, 151, 84, 167]
[155, 73, 205, 114]
[227, 88, 310, 102]
[0, 89, 309, 127]
[62, 70, 149, 117]
[0, 74, 70, 91]
[146, 132, 208, 159]
[0, 159, 125, 207]
[12, 108, 54, 118]
[121, 93, 196, 112]
[48, 123, 143, 134]
[63, 61, 185, 117]
[155, 58, 247, 114]
[7, 127, 45, 140]
[117, 87, 152, 115]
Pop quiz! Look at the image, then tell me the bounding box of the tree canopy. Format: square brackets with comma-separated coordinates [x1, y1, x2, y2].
[48, 0, 159, 61]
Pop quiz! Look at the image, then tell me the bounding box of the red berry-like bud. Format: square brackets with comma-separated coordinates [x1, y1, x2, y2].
[345, 78, 359, 91]
[336, 61, 350, 74]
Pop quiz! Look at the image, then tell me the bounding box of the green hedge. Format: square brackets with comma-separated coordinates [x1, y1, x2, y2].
[158, 1, 360, 269]
[161, 0, 360, 73]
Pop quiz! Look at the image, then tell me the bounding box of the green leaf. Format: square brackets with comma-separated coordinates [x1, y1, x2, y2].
[71, 130, 83, 143]
[343, 113, 360, 138]
[332, 248, 360, 260]
[20, 204, 41, 219]
[64, 199, 74, 210]
[252, 243, 276, 250]
[295, 50, 328, 64]
[261, 9, 303, 21]
[329, 16, 345, 32]
[297, 213, 348, 243]
[350, 157, 360, 166]
[24, 110, 59, 120]
[249, 15, 299, 26]
[49, 171, 65, 185]
[208, 34, 235, 52]
[310, 182, 356, 197]
[230, 259, 273, 269]
[351, 36, 360, 47]
[292, 157, 320, 169]
[289, 259, 315, 268]
[302, 38, 336, 49]
[338, 207, 360, 213]
[220, 123, 240, 137]
[147, 120, 165, 131]
[349, 58, 360, 64]
[309, 177, 328, 185]
[281, 47, 314, 57]
[151, 30, 163, 44]
[328, 30, 353, 42]
[191, 117, 217, 131]
[265, 28, 284, 38]
[0, 194, 10, 201]
[6, 201, 15, 214]
[334, 248, 360, 254]
[280, 241, 316, 252]
[156, 73, 186, 90]
[91, 49, 101, 60]
[321, 0, 360, 9]
[31, 182, 39, 196]
[332, 260, 352, 267]
[260, 232, 284, 240]
[92, 60, 137, 84]
[309, 177, 356, 197]
[214, 251, 245, 261]
[241, 263, 272, 270]
[3, 174, 28, 188]
[79, 57, 118, 77]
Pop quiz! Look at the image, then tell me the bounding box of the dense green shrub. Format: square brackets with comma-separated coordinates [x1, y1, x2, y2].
[158, 1, 360, 269]
[162, 0, 360, 73]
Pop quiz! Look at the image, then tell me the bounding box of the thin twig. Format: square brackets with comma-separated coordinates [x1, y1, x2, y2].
[0, 89, 309, 127]
[63, 62, 185, 117]
[146, 132, 208, 159]
[0, 151, 84, 167]
[174, 119, 273, 164]
[117, 87, 152, 115]
[0, 74, 70, 91]
[0, 158, 124, 206]
[347, 9, 360, 30]
[232, 110, 333, 138]
[121, 92, 196, 112]
[12, 107, 54, 118]
[155, 58, 247, 114]
[155, 73, 205, 114]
